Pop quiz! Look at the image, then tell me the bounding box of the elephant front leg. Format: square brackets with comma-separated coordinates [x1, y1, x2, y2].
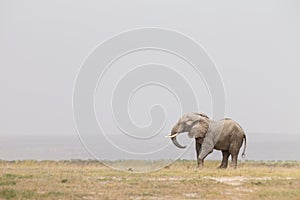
[195, 139, 202, 168]
[197, 159, 204, 168]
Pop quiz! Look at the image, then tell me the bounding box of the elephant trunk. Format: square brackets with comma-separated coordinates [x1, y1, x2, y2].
[171, 136, 186, 149]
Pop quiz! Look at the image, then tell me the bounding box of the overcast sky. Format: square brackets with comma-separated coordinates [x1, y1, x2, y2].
[1, 0, 300, 139]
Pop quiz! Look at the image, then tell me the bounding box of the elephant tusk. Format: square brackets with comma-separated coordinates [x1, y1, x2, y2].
[165, 133, 179, 138]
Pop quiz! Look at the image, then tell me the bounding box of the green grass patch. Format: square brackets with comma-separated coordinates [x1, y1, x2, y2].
[21, 190, 37, 199]
[258, 189, 300, 199]
[0, 188, 17, 200]
[42, 191, 65, 197]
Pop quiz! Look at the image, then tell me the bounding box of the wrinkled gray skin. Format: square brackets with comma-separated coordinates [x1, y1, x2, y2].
[169, 113, 246, 169]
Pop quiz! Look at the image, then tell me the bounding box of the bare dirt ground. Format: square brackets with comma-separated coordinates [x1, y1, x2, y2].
[0, 160, 300, 200]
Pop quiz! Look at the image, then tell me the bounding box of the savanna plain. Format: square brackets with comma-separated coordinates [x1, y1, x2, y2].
[0, 160, 300, 200]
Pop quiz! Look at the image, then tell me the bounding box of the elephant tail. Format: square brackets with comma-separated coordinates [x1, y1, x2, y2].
[242, 134, 247, 158]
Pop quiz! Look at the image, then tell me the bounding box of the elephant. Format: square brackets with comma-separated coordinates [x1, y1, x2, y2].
[166, 112, 246, 169]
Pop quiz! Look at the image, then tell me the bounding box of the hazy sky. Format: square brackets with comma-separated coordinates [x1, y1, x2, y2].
[1, 0, 300, 138]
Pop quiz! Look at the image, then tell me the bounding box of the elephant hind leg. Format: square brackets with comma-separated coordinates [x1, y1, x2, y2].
[229, 134, 244, 169]
[230, 154, 238, 169]
[229, 142, 241, 169]
[218, 150, 230, 169]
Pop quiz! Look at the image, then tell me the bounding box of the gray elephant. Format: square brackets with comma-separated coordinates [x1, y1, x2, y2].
[166, 112, 246, 169]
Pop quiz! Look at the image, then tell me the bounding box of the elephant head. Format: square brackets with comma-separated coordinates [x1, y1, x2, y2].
[166, 113, 210, 148]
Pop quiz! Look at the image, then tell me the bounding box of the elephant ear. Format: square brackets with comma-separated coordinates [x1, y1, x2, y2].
[188, 117, 210, 138]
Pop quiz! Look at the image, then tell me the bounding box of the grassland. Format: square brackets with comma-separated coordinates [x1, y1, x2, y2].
[0, 160, 300, 200]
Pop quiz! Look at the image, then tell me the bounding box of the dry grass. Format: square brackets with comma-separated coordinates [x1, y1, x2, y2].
[0, 160, 300, 199]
